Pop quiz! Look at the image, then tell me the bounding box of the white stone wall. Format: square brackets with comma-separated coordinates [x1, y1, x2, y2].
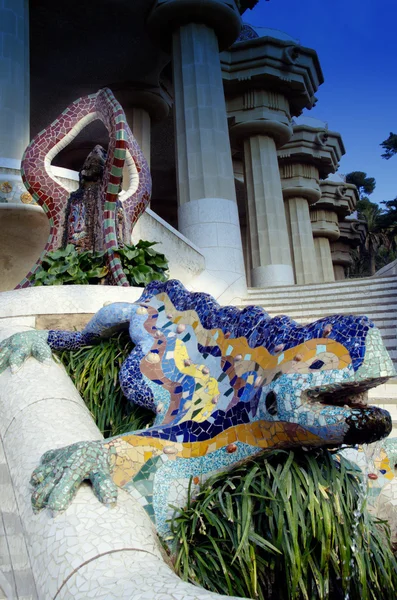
[131, 208, 205, 286]
[0, 314, 248, 599]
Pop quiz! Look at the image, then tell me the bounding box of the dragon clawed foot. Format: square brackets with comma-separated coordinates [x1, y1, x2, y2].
[30, 440, 118, 513]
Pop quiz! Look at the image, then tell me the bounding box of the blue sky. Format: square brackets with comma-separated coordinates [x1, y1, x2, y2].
[246, 0, 396, 205]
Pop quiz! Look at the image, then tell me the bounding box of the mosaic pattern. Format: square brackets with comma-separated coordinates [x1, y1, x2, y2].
[341, 438, 397, 543]
[17, 88, 151, 288]
[0, 330, 51, 374]
[0, 170, 35, 205]
[342, 438, 397, 503]
[1, 280, 395, 537]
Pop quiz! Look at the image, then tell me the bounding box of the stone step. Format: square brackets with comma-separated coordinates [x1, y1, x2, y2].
[247, 282, 397, 300]
[245, 302, 397, 315]
[246, 275, 397, 297]
[244, 283, 397, 300]
[239, 305, 397, 324]
[242, 302, 397, 317]
[369, 379, 397, 403]
[242, 277, 397, 367]
[244, 290, 397, 308]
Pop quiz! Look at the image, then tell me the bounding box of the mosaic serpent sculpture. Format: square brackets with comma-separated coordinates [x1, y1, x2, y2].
[17, 88, 151, 288]
[0, 280, 395, 537]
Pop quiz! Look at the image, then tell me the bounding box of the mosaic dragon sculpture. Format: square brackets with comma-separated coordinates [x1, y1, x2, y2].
[17, 88, 151, 288]
[0, 280, 394, 536]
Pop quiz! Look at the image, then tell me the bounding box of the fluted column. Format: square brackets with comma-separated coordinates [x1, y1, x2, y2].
[314, 179, 359, 282]
[244, 133, 294, 286]
[280, 163, 320, 284]
[115, 86, 171, 187]
[222, 35, 323, 287]
[310, 209, 340, 282]
[147, 0, 246, 302]
[174, 23, 246, 300]
[278, 122, 345, 284]
[125, 108, 151, 167]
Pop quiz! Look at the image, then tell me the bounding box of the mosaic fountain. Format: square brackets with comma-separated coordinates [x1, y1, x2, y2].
[0, 89, 396, 599]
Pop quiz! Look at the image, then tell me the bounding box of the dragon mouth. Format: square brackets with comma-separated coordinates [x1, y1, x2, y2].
[306, 379, 393, 445]
[308, 385, 371, 409]
[306, 326, 395, 444]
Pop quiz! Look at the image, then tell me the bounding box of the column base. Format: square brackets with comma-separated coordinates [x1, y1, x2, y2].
[314, 237, 335, 283]
[285, 196, 319, 285]
[178, 197, 247, 303]
[333, 264, 346, 280]
[251, 264, 295, 288]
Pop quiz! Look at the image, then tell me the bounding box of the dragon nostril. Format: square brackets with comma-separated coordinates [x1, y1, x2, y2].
[309, 360, 325, 370]
[266, 391, 278, 416]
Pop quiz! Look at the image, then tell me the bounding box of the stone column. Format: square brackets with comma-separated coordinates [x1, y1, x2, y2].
[278, 122, 345, 284]
[116, 86, 171, 172]
[0, 0, 30, 202]
[243, 128, 294, 286]
[310, 211, 339, 282]
[330, 189, 361, 280]
[313, 179, 358, 283]
[125, 108, 151, 167]
[147, 0, 247, 303]
[221, 33, 323, 287]
[280, 164, 320, 284]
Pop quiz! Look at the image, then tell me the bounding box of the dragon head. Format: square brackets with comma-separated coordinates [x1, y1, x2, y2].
[134, 281, 394, 453]
[252, 315, 394, 446]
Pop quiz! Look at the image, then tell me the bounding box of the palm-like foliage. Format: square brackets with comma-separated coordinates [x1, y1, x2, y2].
[356, 198, 391, 275]
[170, 449, 397, 600]
[58, 341, 397, 599]
[345, 171, 397, 277]
[56, 332, 153, 437]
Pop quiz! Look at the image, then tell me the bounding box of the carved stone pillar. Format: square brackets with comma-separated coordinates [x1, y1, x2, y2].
[280, 163, 320, 284]
[115, 86, 171, 176]
[313, 179, 358, 282]
[278, 122, 345, 284]
[310, 209, 340, 282]
[243, 127, 294, 287]
[147, 0, 247, 303]
[330, 186, 361, 280]
[222, 32, 323, 287]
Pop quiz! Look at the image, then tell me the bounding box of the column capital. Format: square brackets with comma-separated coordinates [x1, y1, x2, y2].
[146, 0, 242, 51]
[278, 122, 345, 178]
[318, 179, 359, 218]
[230, 118, 293, 147]
[338, 218, 366, 247]
[221, 33, 323, 117]
[331, 219, 366, 272]
[279, 163, 321, 204]
[227, 89, 293, 148]
[310, 208, 340, 241]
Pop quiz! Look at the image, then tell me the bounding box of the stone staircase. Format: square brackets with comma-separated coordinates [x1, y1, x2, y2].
[240, 275, 397, 423]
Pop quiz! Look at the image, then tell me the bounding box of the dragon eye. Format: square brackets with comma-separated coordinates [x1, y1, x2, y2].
[309, 360, 325, 370]
[265, 391, 278, 416]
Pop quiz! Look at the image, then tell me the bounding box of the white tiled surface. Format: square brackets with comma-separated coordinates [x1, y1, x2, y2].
[0, 326, 248, 599]
[59, 551, 246, 600]
[0, 286, 144, 318]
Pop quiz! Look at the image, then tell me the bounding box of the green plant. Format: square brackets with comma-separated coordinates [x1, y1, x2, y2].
[33, 240, 169, 287]
[34, 244, 108, 285]
[56, 332, 153, 437]
[170, 449, 397, 600]
[118, 240, 169, 286]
